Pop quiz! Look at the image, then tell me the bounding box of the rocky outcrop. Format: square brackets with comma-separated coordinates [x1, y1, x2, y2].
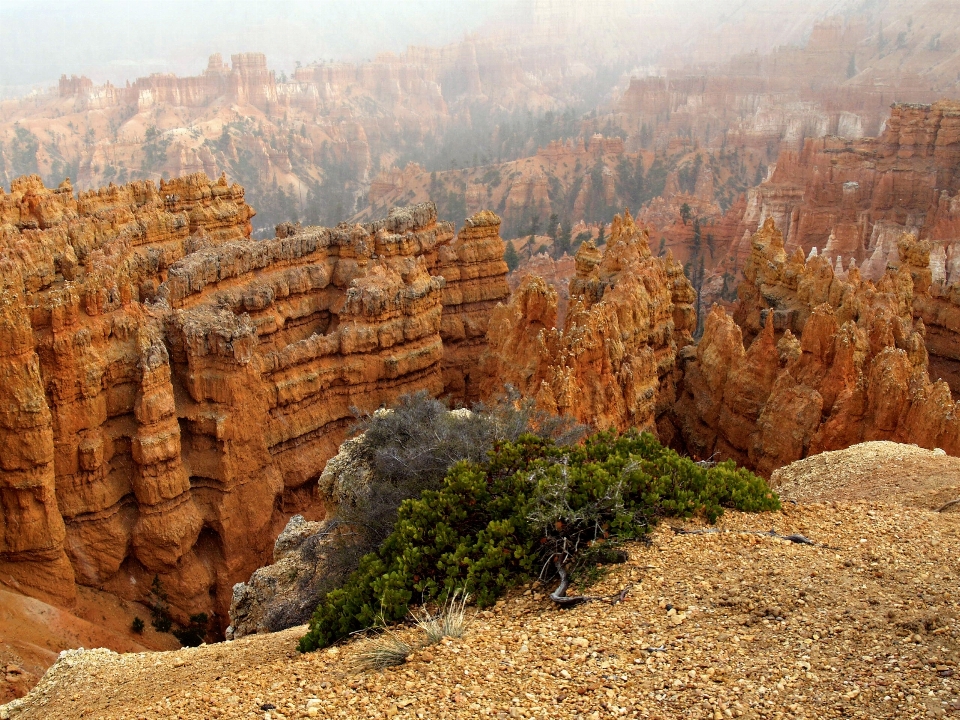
[672, 218, 960, 475]
[226, 515, 338, 639]
[481, 211, 696, 433]
[508, 253, 577, 326]
[0, 173, 507, 631]
[733, 216, 960, 398]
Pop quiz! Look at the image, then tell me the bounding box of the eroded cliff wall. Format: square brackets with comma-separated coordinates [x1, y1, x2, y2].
[720, 101, 960, 284]
[671, 218, 960, 475]
[480, 211, 696, 433]
[0, 173, 507, 630]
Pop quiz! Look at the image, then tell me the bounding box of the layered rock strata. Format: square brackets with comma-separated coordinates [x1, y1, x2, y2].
[481, 211, 696, 433]
[720, 101, 960, 283]
[0, 173, 507, 630]
[672, 219, 960, 475]
[433, 211, 510, 401]
[0, 172, 254, 606]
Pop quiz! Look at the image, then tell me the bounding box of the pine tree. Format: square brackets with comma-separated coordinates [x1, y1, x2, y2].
[554, 220, 572, 259]
[504, 241, 520, 271]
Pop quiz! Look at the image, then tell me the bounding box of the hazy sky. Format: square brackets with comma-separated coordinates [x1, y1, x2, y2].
[0, 0, 514, 94]
[0, 0, 881, 98]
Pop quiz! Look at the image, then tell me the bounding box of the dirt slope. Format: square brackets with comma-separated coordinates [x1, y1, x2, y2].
[0, 584, 178, 704]
[771, 441, 960, 510]
[3, 442, 959, 720]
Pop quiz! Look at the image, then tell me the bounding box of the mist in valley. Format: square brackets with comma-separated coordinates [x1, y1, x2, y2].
[0, 0, 955, 240]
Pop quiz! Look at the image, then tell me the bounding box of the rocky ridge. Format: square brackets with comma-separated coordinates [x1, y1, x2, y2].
[669, 217, 960, 474]
[0, 173, 507, 631]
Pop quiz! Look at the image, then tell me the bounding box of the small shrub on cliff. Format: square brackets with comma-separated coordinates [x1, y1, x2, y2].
[260, 389, 585, 634]
[298, 430, 778, 652]
[149, 576, 172, 633]
[173, 613, 209, 647]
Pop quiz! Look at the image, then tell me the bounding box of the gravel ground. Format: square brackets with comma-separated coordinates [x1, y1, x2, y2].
[770, 441, 960, 509]
[3, 497, 958, 720]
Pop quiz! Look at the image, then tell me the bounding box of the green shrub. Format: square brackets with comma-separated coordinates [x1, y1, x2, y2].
[131, 616, 145, 634]
[280, 389, 586, 633]
[173, 613, 209, 647]
[298, 430, 778, 652]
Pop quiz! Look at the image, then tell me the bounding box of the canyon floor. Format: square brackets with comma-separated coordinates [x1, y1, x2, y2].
[3, 442, 960, 720]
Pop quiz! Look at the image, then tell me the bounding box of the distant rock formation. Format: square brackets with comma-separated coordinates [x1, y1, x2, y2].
[718, 101, 960, 285]
[0, 173, 507, 631]
[480, 211, 696, 433]
[507, 252, 576, 325]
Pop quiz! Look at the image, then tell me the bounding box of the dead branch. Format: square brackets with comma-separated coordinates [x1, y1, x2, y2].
[937, 498, 960, 513]
[548, 559, 632, 608]
[669, 526, 818, 546]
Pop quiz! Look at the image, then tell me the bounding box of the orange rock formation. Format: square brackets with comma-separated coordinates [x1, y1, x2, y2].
[507, 252, 576, 326]
[0, 173, 507, 630]
[719, 101, 960, 281]
[670, 218, 960, 475]
[481, 211, 695, 432]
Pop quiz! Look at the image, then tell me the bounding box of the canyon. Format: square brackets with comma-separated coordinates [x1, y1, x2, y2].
[0, 172, 507, 633]
[2, 2, 954, 251]
[2, 0, 960, 704]
[6, 93, 960, 637]
[3, 101, 960, 698]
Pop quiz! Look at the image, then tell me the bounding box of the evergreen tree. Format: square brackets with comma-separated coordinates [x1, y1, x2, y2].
[504, 241, 520, 271]
[554, 220, 572, 259]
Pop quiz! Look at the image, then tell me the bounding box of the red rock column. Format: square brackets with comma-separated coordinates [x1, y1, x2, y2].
[0, 266, 75, 602]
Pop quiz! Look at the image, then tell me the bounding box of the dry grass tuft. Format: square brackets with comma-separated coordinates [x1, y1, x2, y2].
[410, 590, 472, 644]
[351, 634, 414, 672]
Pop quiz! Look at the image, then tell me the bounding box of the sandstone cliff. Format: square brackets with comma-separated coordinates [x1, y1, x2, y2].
[0, 172, 254, 606]
[720, 102, 960, 283]
[0, 173, 507, 632]
[481, 211, 695, 432]
[671, 218, 960, 475]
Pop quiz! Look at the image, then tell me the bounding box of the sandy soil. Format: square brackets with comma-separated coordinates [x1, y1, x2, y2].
[770, 441, 960, 511]
[0, 583, 179, 703]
